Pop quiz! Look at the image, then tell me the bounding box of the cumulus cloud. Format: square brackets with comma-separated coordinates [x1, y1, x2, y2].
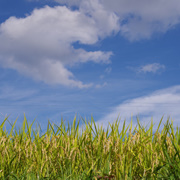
[0, 5, 119, 88]
[138, 63, 165, 73]
[97, 85, 180, 131]
[2, 0, 180, 87]
[56, 0, 180, 41]
[102, 0, 180, 40]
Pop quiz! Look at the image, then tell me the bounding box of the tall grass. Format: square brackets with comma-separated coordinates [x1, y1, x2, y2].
[0, 115, 180, 179]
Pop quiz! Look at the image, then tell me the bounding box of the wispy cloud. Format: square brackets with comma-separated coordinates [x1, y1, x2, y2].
[138, 63, 165, 73]
[127, 63, 165, 74]
[95, 82, 107, 89]
[105, 67, 112, 74]
[97, 85, 180, 131]
[0, 4, 119, 88]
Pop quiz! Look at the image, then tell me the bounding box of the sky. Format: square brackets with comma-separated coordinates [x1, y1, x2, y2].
[0, 0, 180, 134]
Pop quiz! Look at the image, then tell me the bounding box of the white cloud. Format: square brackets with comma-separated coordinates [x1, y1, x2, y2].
[138, 63, 165, 73]
[102, 0, 180, 40]
[97, 85, 180, 131]
[99, 75, 104, 79]
[55, 0, 81, 6]
[0, 5, 119, 88]
[2, 0, 180, 88]
[56, 0, 180, 41]
[95, 82, 107, 89]
[105, 67, 112, 74]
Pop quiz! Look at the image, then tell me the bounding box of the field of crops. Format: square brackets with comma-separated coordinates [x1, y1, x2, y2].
[0, 115, 180, 179]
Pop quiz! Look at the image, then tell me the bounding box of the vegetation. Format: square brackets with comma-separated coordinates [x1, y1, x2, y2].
[0, 115, 180, 179]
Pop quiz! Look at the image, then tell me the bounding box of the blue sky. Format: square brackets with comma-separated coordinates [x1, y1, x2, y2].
[0, 0, 180, 133]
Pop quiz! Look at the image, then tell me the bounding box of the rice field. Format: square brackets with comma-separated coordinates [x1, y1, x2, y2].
[0, 115, 180, 179]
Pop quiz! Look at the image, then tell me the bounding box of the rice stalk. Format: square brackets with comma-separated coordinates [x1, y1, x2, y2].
[0, 115, 179, 179]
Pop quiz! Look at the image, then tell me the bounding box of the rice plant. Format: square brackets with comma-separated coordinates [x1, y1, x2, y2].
[0, 115, 179, 179]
